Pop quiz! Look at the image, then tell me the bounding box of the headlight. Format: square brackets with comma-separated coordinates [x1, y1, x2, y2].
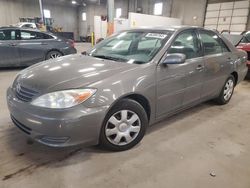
[31, 89, 96, 108]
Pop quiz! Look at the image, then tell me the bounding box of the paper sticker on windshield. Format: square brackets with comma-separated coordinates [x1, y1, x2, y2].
[145, 33, 167, 39]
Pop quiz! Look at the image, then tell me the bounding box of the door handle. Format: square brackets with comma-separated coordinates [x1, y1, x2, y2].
[196, 65, 204, 71]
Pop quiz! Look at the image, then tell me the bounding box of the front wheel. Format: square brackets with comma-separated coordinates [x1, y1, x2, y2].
[99, 99, 148, 151]
[215, 75, 235, 105]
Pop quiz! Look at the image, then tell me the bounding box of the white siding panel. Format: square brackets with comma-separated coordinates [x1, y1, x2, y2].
[204, 25, 217, 30]
[219, 9, 233, 17]
[231, 17, 248, 24]
[204, 1, 249, 33]
[217, 24, 230, 31]
[218, 17, 231, 24]
[233, 9, 249, 16]
[205, 18, 218, 25]
[207, 3, 221, 11]
[234, 0, 249, 9]
[230, 24, 246, 32]
[206, 11, 220, 18]
[221, 2, 234, 10]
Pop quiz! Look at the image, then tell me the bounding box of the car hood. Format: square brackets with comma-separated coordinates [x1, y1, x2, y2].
[16, 54, 138, 93]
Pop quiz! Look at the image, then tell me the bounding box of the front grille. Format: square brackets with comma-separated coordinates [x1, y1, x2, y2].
[15, 84, 39, 102]
[11, 115, 32, 135]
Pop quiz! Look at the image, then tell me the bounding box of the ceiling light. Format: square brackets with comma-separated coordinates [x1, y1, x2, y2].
[72, 1, 77, 4]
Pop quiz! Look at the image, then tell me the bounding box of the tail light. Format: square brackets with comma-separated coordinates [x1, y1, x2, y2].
[68, 39, 75, 48]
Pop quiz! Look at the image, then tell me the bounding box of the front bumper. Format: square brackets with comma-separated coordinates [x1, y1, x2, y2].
[7, 87, 107, 147]
[63, 47, 77, 55]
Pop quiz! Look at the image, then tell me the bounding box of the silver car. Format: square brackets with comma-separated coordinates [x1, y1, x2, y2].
[0, 27, 77, 67]
[7, 26, 248, 151]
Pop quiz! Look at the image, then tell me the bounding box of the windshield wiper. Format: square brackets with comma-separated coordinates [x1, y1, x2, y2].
[92, 55, 126, 62]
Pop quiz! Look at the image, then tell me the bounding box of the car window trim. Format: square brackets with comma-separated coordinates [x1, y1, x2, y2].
[198, 29, 231, 57]
[158, 28, 203, 65]
[19, 29, 56, 41]
[0, 29, 19, 41]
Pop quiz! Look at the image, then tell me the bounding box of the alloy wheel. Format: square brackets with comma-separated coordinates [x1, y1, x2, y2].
[50, 52, 61, 59]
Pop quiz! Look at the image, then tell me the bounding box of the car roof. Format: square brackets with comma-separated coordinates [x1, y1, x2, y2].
[18, 22, 36, 24]
[0, 26, 39, 30]
[0, 26, 55, 36]
[126, 25, 205, 32]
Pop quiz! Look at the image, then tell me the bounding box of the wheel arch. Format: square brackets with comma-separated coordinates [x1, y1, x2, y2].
[108, 93, 151, 122]
[231, 71, 238, 85]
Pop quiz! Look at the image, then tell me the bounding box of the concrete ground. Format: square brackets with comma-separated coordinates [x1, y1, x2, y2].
[1, 43, 250, 188]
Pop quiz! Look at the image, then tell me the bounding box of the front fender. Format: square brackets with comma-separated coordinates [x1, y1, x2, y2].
[83, 63, 157, 124]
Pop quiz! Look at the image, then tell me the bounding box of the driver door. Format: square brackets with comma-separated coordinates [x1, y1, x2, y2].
[156, 29, 204, 118]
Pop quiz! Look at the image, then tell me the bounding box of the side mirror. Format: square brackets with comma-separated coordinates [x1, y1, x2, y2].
[162, 53, 186, 65]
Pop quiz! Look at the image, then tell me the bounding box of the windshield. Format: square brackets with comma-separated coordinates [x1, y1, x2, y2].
[88, 30, 173, 64]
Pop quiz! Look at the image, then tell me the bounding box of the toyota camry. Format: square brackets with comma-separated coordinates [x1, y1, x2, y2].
[7, 26, 248, 151]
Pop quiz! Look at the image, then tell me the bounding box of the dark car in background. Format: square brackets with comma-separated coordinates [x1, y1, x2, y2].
[0, 27, 77, 67]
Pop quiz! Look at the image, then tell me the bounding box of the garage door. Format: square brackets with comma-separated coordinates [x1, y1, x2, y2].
[204, 0, 249, 33]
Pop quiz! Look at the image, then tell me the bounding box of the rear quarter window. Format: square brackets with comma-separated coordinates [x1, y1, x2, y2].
[20, 30, 54, 40]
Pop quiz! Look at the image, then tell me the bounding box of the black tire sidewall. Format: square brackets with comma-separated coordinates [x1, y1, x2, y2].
[99, 99, 148, 151]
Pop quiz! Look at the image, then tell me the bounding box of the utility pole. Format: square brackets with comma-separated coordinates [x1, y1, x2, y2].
[107, 0, 114, 36]
[39, 0, 45, 24]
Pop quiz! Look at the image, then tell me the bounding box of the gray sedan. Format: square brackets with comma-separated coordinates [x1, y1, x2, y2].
[7, 26, 248, 151]
[0, 27, 77, 67]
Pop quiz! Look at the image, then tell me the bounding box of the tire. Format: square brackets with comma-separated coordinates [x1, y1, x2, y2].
[99, 99, 148, 151]
[215, 75, 235, 105]
[46, 50, 62, 60]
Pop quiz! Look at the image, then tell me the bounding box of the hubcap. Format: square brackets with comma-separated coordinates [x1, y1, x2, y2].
[50, 53, 61, 59]
[223, 79, 234, 101]
[105, 110, 141, 146]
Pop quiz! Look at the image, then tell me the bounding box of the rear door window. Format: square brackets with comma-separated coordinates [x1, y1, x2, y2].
[0, 30, 17, 40]
[199, 30, 230, 55]
[20, 30, 53, 40]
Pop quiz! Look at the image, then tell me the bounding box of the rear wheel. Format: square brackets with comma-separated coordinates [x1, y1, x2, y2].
[46, 51, 62, 60]
[215, 75, 235, 105]
[99, 99, 148, 151]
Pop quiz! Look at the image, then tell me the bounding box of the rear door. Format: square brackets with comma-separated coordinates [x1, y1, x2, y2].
[17, 30, 52, 66]
[0, 29, 20, 67]
[198, 29, 233, 99]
